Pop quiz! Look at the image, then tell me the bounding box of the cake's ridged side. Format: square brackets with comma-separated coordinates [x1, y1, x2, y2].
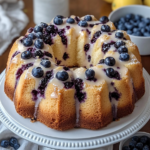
[80, 81, 113, 129]
[37, 84, 76, 130]
[14, 70, 35, 118]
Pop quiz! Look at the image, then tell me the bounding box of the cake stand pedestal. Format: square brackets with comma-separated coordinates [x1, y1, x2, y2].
[0, 69, 150, 150]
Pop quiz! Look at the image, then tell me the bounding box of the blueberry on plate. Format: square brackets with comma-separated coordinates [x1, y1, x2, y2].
[129, 140, 137, 149]
[0, 140, 9, 148]
[32, 67, 44, 78]
[114, 22, 118, 28]
[35, 32, 43, 39]
[9, 137, 18, 147]
[85, 69, 95, 80]
[145, 26, 150, 32]
[104, 57, 116, 66]
[117, 24, 126, 30]
[34, 50, 44, 58]
[118, 46, 128, 54]
[120, 17, 126, 23]
[53, 16, 63, 25]
[143, 145, 150, 150]
[34, 25, 43, 33]
[132, 148, 138, 150]
[101, 25, 110, 32]
[143, 32, 150, 37]
[115, 31, 124, 38]
[122, 146, 131, 150]
[67, 18, 75, 24]
[23, 37, 33, 47]
[56, 71, 69, 81]
[125, 14, 134, 20]
[40, 58, 51, 68]
[99, 16, 109, 23]
[132, 136, 139, 142]
[28, 33, 36, 39]
[140, 136, 149, 145]
[119, 53, 130, 61]
[21, 51, 32, 59]
[141, 28, 147, 34]
[136, 142, 143, 150]
[127, 30, 132, 35]
[78, 20, 88, 27]
[106, 68, 115, 78]
[40, 22, 48, 28]
[114, 40, 125, 48]
[84, 15, 92, 21]
[134, 14, 142, 21]
[34, 39, 44, 49]
[133, 28, 140, 33]
[142, 18, 150, 25]
[13, 143, 20, 150]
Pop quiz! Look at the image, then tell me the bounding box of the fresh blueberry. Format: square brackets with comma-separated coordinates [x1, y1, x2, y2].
[28, 33, 36, 39]
[56, 71, 69, 81]
[143, 145, 150, 150]
[140, 136, 149, 145]
[126, 14, 134, 20]
[14, 143, 20, 150]
[99, 16, 109, 23]
[142, 18, 150, 25]
[40, 58, 51, 68]
[136, 142, 143, 149]
[99, 59, 104, 64]
[115, 31, 124, 38]
[132, 31, 142, 36]
[133, 21, 139, 27]
[125, 22, 134, 30]
[119, 53, 130, 61]
[23, 37, 33, 47]
[132, 148, 138, 150]
[133, 28, 140, 33]
[35, 32, 43, 39]
[54, 17, 63, 25]
[139, 22, 146, 28]
[118, 46, 128, 54]
[9, 137, 18, 147]
[146, 26, 150, 32]
[117, 24, 126, 30]
[34, 25, 43, 33]
[67, 18, 75, 24]
[134, 14, 142, 21]
[34, 39, 44, 49]
[114, 40, 125, 48]
[0, 140, 9, 148]
[141, 28, 147, 34]
[106, 68, 115, 78]
[84, 15, 92, 21]
[129, 140, 137, 149]
[127, 30, 132, 35]
[132, 136, 139, 142]
[40, 22, 48, 28]
[114, 22, 118, 28]
[120, 17, 126, 23]
[85, 69, 95, 80]
[46, 25, 57, 34]
[78, 20, 88, 27]
[122, 146, 130, 150]
[143, 32, 150, 37]
[101, 25, 110, 32]
[34, 50, 44, 58]
[32, 67, 44, 78]
[104, 57, 116, 66]
[21, 51, 32, 59]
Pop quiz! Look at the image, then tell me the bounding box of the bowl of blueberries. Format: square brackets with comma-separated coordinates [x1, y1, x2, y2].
[109, 5, 150, 55]
[120, 132, 150, 150]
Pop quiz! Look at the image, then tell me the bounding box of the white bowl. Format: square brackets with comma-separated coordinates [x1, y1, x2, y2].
[109, 5, 150, 55]
[119, 132, 150, 150]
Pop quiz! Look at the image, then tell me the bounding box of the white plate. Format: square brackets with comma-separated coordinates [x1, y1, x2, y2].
[0, 69, 150, 149]
[0, 70, 149, 139]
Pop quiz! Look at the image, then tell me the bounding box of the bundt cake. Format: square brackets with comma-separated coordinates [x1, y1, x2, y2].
[4, 15, 145, 130]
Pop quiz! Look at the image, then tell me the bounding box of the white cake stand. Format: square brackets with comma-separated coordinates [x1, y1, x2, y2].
[0, 69, 150, 150]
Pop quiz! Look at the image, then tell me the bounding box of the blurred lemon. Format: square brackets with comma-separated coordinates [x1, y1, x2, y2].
[112, 0, 143, 10]
[104, 0, 113, 3]
[143, 0, 150, 6]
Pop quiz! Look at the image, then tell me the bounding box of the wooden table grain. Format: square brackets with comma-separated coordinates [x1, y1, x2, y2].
[0, 0, 150, 149]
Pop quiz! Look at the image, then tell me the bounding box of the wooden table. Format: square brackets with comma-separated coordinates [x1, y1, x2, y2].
[0, 0, 150, 149]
